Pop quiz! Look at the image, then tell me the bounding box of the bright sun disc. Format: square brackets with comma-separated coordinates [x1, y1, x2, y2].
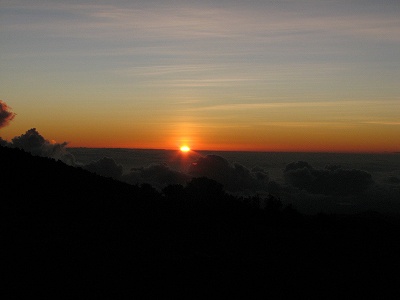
[180, 145, 190, 152]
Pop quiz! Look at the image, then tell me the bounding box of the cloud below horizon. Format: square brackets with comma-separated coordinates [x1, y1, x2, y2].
[188, 154, 269, 193]
[284, 161, 374, 196]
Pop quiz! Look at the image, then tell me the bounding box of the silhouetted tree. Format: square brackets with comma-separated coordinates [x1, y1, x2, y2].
[264, 194, 283, 212]
[163, 184, 185, 199]
[185, 177, 224, 199]
[243, 195, 261, 209]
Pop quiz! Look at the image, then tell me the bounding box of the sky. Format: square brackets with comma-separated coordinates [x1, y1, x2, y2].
[1, 0, 399, 152]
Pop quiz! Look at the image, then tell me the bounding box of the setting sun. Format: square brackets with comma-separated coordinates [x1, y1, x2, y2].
[180, 145, 190, 152]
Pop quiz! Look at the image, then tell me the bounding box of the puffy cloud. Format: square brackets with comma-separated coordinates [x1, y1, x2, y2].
[0, 100, 16, 129]
[188, 155, 269, 193]
[284, 161, 374, 196]
[283, 161, 315, 190]
[83, 157, 123, 180]
[10, 128, 75, 165]
[12, 128, 47, 152]
[122, 163, 190, 189]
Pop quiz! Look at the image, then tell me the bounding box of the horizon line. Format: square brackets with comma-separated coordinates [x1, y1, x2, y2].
[66, 146, 399, 155]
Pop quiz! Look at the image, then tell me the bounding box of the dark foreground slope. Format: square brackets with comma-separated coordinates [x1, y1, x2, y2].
[2, 145, 400, 298]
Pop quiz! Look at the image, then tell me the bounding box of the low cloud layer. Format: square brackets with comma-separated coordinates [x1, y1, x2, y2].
[284, 161, 374, 196]
[188, 155, 269, 193]
[122, 164, 190, 189]
[0, 100, 16, 129]
[81, 157, 190, 189]
[83, 157, 124, 180]
[80, 154, 270, 194]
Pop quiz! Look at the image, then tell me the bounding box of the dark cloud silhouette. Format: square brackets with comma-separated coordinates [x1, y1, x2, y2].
[122, 163, 190, 189]
[10, 128, 75, 165]
[78, 154, 270, 195]
[284, 161, 374, 196]
[188, 155, 269, 193]
[80, 154, 270, 194]
[0, 100, 16, 129]
[12, 128, 47, 151]
[83, 157, 124, 180]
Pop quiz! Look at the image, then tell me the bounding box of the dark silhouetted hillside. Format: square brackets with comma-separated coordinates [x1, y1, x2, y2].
[2, 145, 400, 298]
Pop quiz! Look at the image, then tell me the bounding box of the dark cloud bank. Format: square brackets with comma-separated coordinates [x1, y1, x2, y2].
[79, 150, 400, 214]
[77, 151, 270, 194]
[284, 161, 374, 196]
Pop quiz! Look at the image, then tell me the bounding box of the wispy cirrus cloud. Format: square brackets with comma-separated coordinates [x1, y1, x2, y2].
[114, 64, 222, 77]
[257, 122, 349, 128]
[363, 121, 400, 126]
[184, 101, 369, 112]
[2, 1, 399, 45]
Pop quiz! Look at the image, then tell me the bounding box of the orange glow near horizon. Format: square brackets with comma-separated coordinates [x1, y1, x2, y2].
[62, 136, 398, 154]
[1, 119, 398, 154]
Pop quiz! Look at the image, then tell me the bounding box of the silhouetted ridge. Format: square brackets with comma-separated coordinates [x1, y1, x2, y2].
[2, 145, 400, 297]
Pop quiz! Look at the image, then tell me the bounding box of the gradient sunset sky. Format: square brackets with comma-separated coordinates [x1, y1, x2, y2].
[1, 0, 399, 152]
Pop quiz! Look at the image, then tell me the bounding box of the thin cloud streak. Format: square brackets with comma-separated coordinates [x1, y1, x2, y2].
[114, 64, 222, 77]
[113, 61, 348, 88]
[363, 121, 400, 126]
[258, 122, 353, 128]
[184, 101, 380, 112]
